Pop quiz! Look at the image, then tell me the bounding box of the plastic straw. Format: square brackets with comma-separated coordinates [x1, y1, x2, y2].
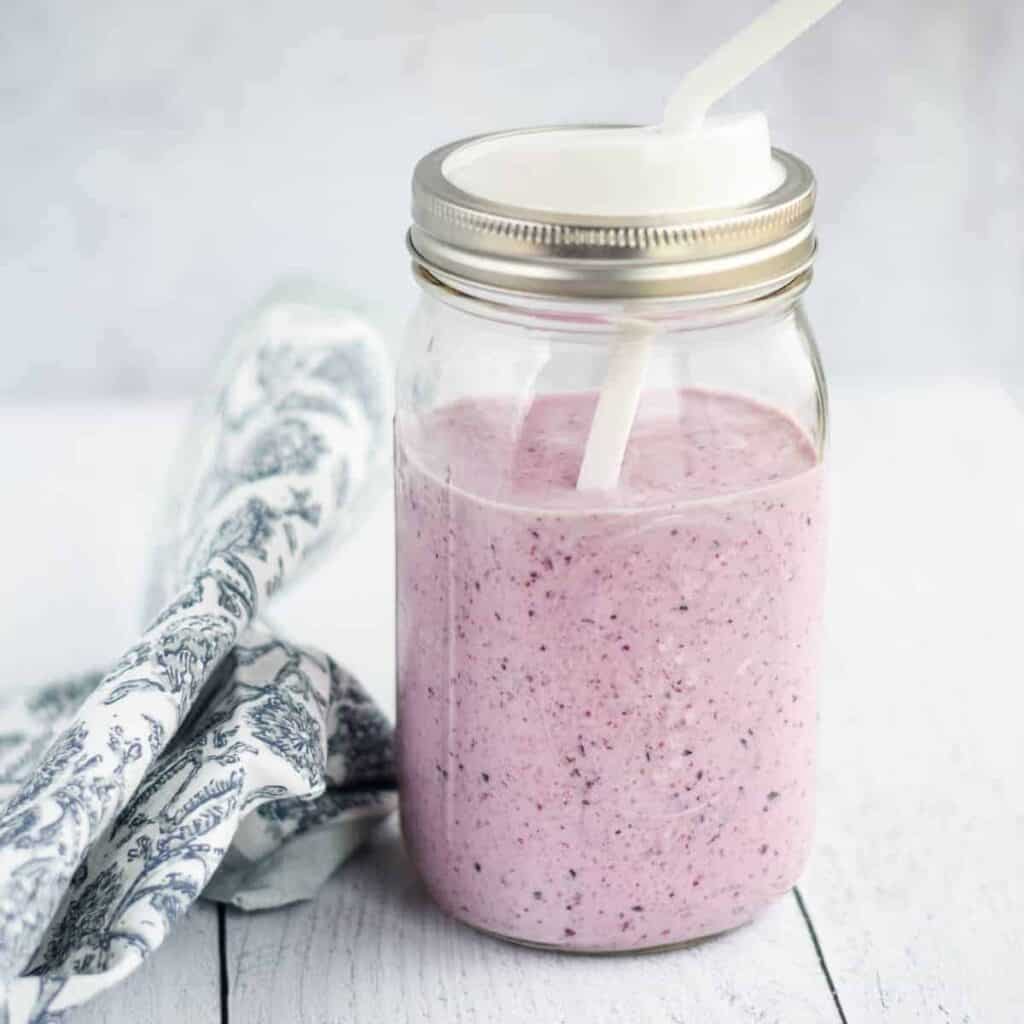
[575, 0, 843, 491]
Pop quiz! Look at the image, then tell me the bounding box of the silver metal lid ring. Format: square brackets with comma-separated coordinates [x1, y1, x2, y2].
[409, 126, 817, 302]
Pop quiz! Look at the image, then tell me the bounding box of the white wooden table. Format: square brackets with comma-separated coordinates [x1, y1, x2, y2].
[1, 380, 1021, 1023]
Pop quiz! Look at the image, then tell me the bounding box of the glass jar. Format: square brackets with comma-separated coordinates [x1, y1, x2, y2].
[395, 128, 828, 952]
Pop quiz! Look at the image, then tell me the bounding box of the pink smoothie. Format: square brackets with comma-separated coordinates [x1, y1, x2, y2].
[396, 388, 826, 950]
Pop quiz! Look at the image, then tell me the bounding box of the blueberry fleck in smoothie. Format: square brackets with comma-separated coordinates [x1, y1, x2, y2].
[396, 388, 826, 950]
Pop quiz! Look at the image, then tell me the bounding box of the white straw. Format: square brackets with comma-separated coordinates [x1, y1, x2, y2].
[576, 322, 654, 491]
[575, 0, 843, 492]
[663, 0, 845, 135]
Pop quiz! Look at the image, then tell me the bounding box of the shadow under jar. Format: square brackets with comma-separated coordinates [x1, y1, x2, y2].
[395, 128, 828, 953]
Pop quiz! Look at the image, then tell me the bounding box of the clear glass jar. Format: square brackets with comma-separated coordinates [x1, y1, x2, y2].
[396, 129, 828, 952]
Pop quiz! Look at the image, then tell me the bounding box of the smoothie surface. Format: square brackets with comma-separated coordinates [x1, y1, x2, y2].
[401, 388, 818, 510]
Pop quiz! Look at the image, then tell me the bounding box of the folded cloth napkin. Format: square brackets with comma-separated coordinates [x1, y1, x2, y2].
[0, 282, 398, 1023]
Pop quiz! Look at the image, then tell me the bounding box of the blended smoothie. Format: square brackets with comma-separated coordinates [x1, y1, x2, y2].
[396, 387, 826, 950]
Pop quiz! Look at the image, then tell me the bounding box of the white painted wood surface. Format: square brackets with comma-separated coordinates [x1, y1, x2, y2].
[801, 384, 1024, 1022]
[71, 905, 221, 1024]
[2, 380, 1021, 1022]
[226, 817, 837, 1024]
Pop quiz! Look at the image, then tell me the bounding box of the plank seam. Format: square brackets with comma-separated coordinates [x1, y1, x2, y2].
[793, 886, 849, 1024]
[218, 904, 230, 1024]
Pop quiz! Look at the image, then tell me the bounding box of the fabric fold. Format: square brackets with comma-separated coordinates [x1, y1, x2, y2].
[0, 282, 396, 1022]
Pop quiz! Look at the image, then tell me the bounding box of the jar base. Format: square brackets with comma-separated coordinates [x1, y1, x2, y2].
[456, 911, 757, 957]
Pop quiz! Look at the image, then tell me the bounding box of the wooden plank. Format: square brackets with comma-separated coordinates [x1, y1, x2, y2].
[69, 904, 221, 1024]
[797, 383, 1024, 1021]
[226, 817, 836, 1024]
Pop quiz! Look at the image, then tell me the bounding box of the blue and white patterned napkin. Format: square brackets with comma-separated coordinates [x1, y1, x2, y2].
[0, 282, 397, 1023]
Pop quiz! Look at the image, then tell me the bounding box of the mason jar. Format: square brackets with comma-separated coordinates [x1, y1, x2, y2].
[395, 127, 828, 952]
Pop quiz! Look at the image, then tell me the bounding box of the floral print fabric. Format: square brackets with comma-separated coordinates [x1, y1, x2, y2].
[0, 284, 396, 1022]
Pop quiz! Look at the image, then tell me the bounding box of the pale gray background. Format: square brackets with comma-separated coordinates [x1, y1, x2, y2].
[2, 0, 1021, 401]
